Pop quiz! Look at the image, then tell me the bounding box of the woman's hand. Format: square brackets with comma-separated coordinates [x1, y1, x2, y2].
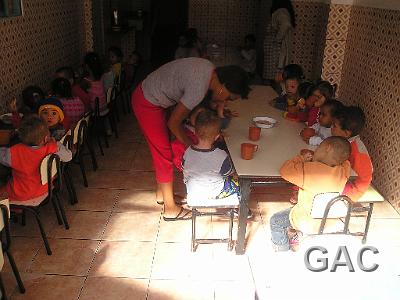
[168, 103, 192, 146]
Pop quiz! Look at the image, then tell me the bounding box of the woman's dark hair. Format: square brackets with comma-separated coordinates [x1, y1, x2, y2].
[21, 85, 45, 112]
[270, 0, 296, 28]
[84, 52, 104, 81]
[322, 99, 343, 117]
[313, 80, 335, 100]
[298, 81, 314, 99]
[108, 46, 123, 59]
[333, 106, 366, 137]
[55, 66, 75, 81]
[215, 65, 251, 99]
[51, 77, 72, 98]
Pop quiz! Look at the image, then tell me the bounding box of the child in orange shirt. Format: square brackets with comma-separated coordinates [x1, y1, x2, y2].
[270, 136, 351, 251]
[331, 106, 373, 201]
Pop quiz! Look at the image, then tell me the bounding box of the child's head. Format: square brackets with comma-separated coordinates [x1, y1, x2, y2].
[128, 51, 141, 65]
[312, 81, 335, 107]
[244, 34, 256, 48]
[108, 46, 123, 65]
[284, 77, 300, 98]
[21, 85, 45, 112]
[282, 64, 304, 82]
[297, 81, 314, 100]
[55, 66, 75, 86]
[318, 99, 343, 128]
[51, 78, 72, 98]
[84, 52, 104, 81]
[331, 106, 366, 138]
[19, 115, 50, 146]
[195, 110, 222, 143]
[37, 98, 65, 128]
[313, 136, 351, 167]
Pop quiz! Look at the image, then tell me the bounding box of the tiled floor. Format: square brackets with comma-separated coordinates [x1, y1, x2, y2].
[3, 115, 400, 300]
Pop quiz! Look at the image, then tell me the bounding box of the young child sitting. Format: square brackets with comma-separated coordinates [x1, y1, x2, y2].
[300, 99, 343, 146]
[306, 81, 335, 126]
[51, 78, 85, 128]
[0, 116, 72, 204]
[183, 110, 239, 200]
[283, 81, 314, 122]
[270, 136, 351, 251]
[239, 34, 257, 78]
[37, 98, 66, 140]
[331, 106, 373, 201]
[108, 46, 123, 79]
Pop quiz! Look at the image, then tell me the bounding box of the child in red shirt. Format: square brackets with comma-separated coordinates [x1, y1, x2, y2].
[0, 116, 72, 204]
[331, 105, 373, 201]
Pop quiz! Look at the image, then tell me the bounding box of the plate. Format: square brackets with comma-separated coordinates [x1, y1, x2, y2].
[0, 113, 23, 124]
[252, 116, 277, 129]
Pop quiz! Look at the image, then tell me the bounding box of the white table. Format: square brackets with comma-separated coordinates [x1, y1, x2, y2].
[224, 85, 314, 254]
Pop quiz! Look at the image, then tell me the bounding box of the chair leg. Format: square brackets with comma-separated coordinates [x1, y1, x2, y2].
[63, 171, 77, 205]
[4, 250, 25, 293]
[55, 194, 69, 230]
[228, 209, 234, 251]
[101, 120, 109, 148]
[50, 196, 63, 225]
[86, 138, 98, 171]
[191, 209, 196, 252]
[21, 210, 26, 226]
[78, 153, 89, 187]
[26, 208, 52, 255]
[96, 133, 104, 156]
[109, 114, 119, 139]
[0, 273, 7, 300]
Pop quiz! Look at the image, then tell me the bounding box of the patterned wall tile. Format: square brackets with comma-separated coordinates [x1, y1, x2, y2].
[322, 39, 346, 74]
[326, 4, 351, 41]
[339, 6, 400, 212]
[0, 0, 93, 113]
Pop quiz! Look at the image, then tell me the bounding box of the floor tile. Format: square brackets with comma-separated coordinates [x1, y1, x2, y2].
[85, 171, 156, 190]
[151, 242, 213, 280]
[97, 147, 137, 171]
[147, 279, 214, 300]
[66, 188, 120, 212]
[102, 212, 160, 241]
[214, 280, 256, 300]
[10, 273, 85, 300]
[132, 144, 154, 171]
[158, 216, 211, 243]
[3, 237, 41, 273]
[371, 201, 400, 218]
[79, 277, 149, 300]
[29, 239, 99, 276]
[114, 190, 161, 213]
[50, 210, 111, 240]
[89, 241, 155, 278]
[0, 272, 18, 299]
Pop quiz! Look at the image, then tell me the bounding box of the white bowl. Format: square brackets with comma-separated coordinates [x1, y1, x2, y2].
[252, 116, 277, 129]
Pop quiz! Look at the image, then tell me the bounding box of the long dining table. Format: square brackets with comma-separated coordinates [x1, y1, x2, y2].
[224, 85, 316, 254]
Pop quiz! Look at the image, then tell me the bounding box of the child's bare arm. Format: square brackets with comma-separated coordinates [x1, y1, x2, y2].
[0, 148, 11, 167]
[279, 155, 306, 188]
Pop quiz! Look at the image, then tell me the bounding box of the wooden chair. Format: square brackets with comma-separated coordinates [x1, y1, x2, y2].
[0, 199, 25, 298]
[10, 154, 69, 255]
[187, 194, 240, 252]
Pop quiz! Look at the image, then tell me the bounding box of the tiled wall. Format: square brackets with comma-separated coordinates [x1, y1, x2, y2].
[188, 0, 258, 47]
[0, 0, 93, 113]
[337, 5, 400, 211]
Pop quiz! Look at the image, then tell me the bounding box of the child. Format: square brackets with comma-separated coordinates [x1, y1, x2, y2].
[306, 81, 335, 126]
[270, 136, 351, 251]
[283, 81, 314, 121]
[183, 110, 239, 199]
[0, 116, 72, 204]
[331, 106, 373, 201]
[37, 98, 66, 140]
[83, 52, 108, 112]
[239, 34, 257, 77]
[56, 66, 91, 113]
[108, 46, 123, 79]
[300, 99, 343, 146]
[21, 85, 45, 114]
[51, 78, 85, 128]
[125, 51, 141, 85]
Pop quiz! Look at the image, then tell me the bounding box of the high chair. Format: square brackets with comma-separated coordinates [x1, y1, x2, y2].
[187, 194, 240, 252]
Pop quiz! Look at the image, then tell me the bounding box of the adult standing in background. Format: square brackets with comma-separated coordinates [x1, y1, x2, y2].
[264, 0, 296, 83]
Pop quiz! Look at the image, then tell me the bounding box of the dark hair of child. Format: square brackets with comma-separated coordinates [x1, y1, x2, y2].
[108, 46, 123, 60]
[282, 64, 304, 81]
[298, 81, 314, 99]
[245, 34, 256, 44]
[313, 81, 335, 100]
[55, 66, 75, 81]
[195, 110, 222, 140]
[51, 78, 72, 98]
[322, 99, 343, 116]
[215, 65, 251, 99]
[21, 85, 45, 112]
[322, 136, 351, 165]
[84, 52, 104, 81]
[333, 106, 366, 137]
[19, 115, 49, 146]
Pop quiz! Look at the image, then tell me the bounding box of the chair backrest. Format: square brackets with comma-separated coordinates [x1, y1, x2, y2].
[72, 118, 87, 146]
[311, 192, 349, 219]
[0, 198, 10, 232]
[59, 129, 72, 146]
[40, 154, 60, 185]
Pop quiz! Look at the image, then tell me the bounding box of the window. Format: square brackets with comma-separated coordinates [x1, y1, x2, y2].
[0, 0, 22, 18]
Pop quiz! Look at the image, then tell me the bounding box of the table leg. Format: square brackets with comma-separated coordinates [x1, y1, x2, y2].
[236, 178, 251, 255]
